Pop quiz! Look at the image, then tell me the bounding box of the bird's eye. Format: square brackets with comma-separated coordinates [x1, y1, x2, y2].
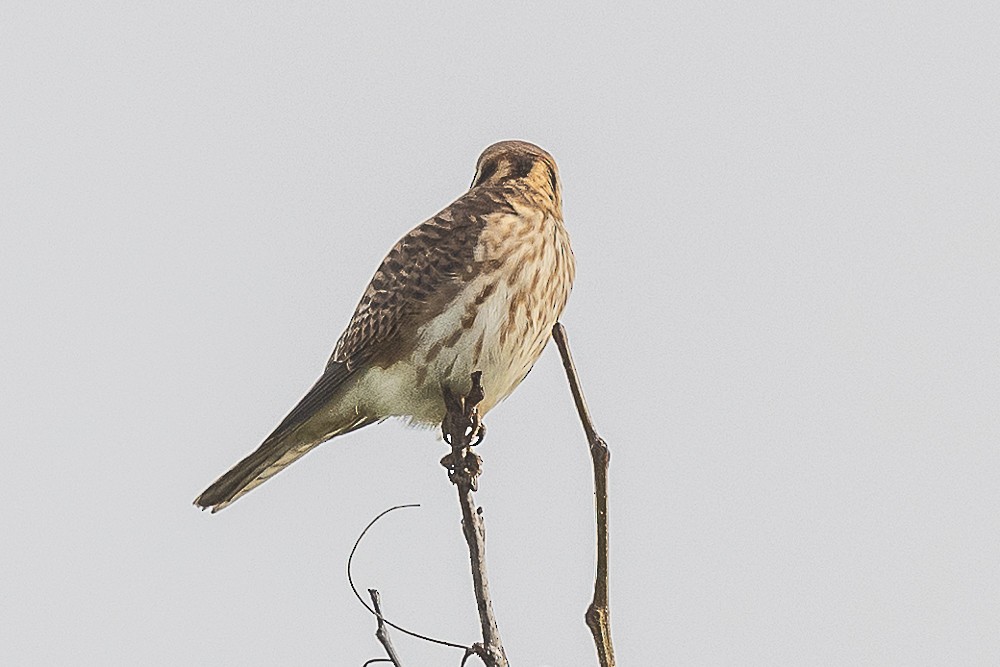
[510, 156, 534, 180]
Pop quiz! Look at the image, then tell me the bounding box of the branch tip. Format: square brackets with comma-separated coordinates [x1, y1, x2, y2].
[552, 322, 616, 667]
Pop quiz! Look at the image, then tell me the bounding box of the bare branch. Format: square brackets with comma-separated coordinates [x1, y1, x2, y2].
[552, 322, 616, 667]
[368, 589, 403, 667]
[441, 371, 508, 667]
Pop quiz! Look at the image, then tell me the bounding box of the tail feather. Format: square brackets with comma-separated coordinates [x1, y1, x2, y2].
[194, 362, 371, 513]
[194, 414, 373, 513]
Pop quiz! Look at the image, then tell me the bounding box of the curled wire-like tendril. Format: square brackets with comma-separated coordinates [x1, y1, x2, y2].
[347, 504, 469, 652]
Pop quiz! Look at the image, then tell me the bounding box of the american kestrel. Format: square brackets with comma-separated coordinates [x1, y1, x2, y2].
[195, 141, 574, 512]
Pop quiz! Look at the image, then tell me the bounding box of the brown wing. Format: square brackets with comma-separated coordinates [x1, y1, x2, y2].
[194, 188, 514, 512]
[329, 187, 515, 370]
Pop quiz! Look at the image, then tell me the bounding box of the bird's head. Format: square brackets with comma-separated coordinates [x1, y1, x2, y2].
[471, 140, 561, 210]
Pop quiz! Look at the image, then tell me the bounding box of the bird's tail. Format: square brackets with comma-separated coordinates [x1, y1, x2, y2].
[192, 416, 372, 513]
[194, 363, 374, 513]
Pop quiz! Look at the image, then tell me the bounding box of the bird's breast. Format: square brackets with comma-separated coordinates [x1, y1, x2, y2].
[364, 208, 574, 425]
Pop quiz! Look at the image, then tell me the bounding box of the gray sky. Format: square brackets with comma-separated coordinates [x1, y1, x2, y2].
[2, 3, 998, 665]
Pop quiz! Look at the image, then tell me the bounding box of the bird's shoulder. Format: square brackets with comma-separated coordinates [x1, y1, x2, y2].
[330, 186, 520, 368]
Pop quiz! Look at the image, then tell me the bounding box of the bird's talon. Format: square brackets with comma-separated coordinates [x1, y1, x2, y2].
[470, 421, 487, 447]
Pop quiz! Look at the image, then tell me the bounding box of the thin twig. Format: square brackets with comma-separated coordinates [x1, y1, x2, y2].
[368, 589, 403, 667]
[552, 322, 616, 667]
[441, 371, 508, 667]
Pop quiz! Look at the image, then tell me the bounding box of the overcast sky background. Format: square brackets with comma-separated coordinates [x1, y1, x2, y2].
[2, 3, 998, 665]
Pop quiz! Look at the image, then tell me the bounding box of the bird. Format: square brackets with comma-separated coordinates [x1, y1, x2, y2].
[194, 140, 575, 512]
